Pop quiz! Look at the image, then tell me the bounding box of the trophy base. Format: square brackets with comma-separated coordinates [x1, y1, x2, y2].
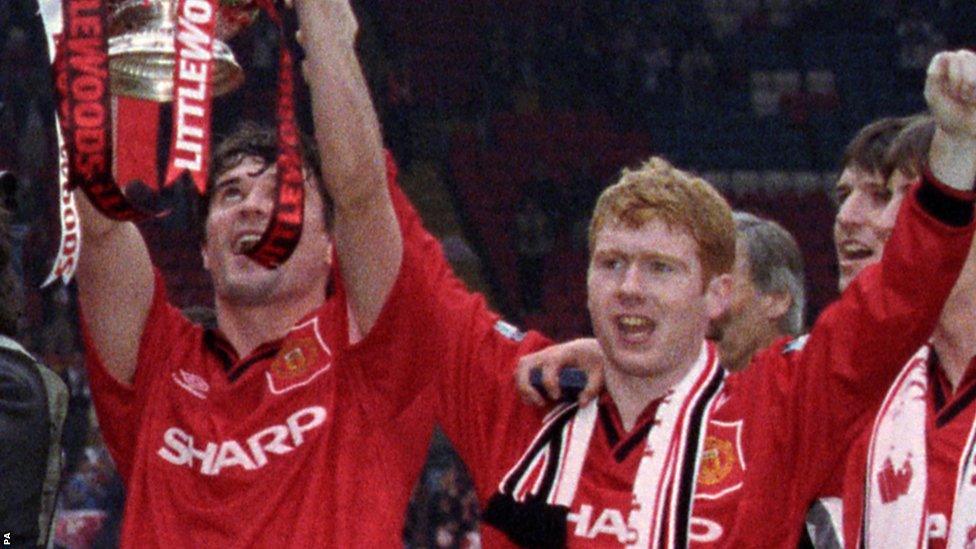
[108, 31, 244, 102]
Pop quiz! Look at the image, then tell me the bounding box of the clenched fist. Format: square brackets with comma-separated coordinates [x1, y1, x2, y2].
[926, 50, 976, 143]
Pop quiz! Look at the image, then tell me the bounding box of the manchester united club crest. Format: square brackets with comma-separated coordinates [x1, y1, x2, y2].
[695, 420, 745, 500]
[266, 318, 333, 394]
[699, 436, 734, 485]
[272, 339, 319, 380]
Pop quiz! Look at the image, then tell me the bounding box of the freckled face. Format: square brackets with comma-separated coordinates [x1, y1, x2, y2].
[587, 219, 729, 379]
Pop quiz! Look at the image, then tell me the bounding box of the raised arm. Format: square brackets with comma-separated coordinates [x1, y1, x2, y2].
[756, 49, 976, 524]
[74, 192, 155, 385]
[926, 50, 976, 190]
[294, 0, 400, 335]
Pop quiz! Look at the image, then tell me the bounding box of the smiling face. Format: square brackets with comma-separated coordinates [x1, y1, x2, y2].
[201, 157, 333, 307]
[587, 218, 730, 379]
[832, 166, 892, 291]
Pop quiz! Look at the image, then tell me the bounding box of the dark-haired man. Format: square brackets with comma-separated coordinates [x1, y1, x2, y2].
[74, 1, 470, 546]
[839, 81, 976, 547]
[832, 114, 925, 291]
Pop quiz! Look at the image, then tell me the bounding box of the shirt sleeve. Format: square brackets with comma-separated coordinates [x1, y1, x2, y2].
[339, 152, 487, 419]
[743, 172, 976, 518]
[435, 301, 553, 501]
[80, 270, 198, 480]
[386, 160, 557, 499]
[341, 152, 554, 500]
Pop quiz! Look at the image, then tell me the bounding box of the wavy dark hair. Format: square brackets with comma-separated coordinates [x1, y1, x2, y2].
[840, 116, 919, 175]
[196, 121, 334, 242]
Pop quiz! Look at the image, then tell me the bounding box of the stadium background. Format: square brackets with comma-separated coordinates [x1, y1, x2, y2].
[0, 0, 972, 546]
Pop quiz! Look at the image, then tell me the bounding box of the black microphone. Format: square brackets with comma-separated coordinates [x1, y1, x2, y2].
[529, 366, 588, 403]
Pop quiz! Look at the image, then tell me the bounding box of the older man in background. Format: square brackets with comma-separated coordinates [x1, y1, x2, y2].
[711, 211, 806, 371]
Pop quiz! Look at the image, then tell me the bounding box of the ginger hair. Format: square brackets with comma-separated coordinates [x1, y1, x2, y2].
[588, 157, 735, 280]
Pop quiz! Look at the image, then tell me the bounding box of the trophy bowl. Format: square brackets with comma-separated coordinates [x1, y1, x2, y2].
[107, 0, 259, 102]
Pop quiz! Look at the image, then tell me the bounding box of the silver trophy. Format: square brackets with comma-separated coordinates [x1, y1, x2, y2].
[107, 0, 257, 101]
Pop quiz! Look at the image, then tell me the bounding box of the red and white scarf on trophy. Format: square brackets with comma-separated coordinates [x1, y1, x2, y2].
[496, 342, 726, 548]
[37, 0, 307, 286]
[38, 0, 83, 286]
[861, 345, 976, 548]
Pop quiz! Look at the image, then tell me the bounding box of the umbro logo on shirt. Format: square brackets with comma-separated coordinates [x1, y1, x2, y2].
[172, 369, 210, 399]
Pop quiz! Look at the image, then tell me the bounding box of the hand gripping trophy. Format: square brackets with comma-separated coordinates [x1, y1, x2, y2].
[39, 0, 305, 287]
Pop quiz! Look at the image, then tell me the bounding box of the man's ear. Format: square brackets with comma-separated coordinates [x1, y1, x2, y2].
[323, 235, 334, 268]
[761, 291, 792, 323]
[705, 273, 733, 322]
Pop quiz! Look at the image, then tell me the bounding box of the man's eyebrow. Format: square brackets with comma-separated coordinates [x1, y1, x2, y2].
[867, 179, 889, 192]
[592, 247, 623, 258]
[640, 251, 688, 267]
[213, 176, 240, 192]
[593, 248, 689, 269]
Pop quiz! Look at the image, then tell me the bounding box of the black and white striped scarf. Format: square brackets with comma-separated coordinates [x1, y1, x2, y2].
[484, 343, 726, 548]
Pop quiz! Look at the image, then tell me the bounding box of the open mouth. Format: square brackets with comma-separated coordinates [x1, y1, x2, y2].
[234, 234, 262, 255]
[616, 315, 656, 342]
[838, 241, 874, 262]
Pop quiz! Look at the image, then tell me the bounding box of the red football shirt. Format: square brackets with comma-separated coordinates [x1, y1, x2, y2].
[436, 178, 976, 547]
[82, 159, 467, 548]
